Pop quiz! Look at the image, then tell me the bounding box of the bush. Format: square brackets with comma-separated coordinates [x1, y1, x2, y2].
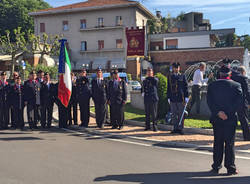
[155, 72, 169, 119]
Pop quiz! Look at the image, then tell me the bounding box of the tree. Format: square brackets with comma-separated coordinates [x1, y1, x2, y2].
[0, 0, 51, 40]
[28, 32, 62, 65]
[242, 35, 250, 50]
[0, 27, 27, 76]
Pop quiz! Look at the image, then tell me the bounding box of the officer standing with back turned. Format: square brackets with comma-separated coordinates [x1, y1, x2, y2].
[207, 65, 243, 175]
[142, 67, 159, 131]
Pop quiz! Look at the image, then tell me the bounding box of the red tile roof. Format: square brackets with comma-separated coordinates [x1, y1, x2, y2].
[36, 0, 137, 13]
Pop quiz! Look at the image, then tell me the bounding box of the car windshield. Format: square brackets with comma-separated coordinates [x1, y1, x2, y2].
[131, 81, 139, 85]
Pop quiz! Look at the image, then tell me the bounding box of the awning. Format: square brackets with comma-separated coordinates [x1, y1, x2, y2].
[111, 58, 126, 69]
[92, 58, 108, 70]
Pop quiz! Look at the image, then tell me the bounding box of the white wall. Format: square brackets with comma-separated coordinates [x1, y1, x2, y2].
[163, 35, 210, 49]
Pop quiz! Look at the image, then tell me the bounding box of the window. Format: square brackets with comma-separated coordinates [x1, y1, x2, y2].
[63, 21, 69, 31]
[81, 41, 87, 51]
[98, 18, 104, 27]
[142, 20, 145, 27]
[166, 39, 178, 49]
[116, 39, 123, 49]
[40, 23, 45, 33]
[116, 16, 122, 26]
[98, 40, 104, 50]
[80, 19, 86, 29]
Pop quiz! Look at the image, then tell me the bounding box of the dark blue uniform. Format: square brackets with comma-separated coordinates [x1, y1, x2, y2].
[40, 82, 56, 128]
[231, 71, 250, 141]
[68, 80, 78, 126]
[207, 79, 243, 174]
[91, 78, 108, 128]
[10, 84, 25, 129]
[107, 79, 127, 129]
[167, 73, 188, 132]
[24, 80, 41, 129]
[54, 82, 68, 128]
[76, 76, 91, 127]
[0, 80, 11, 129]
[142, 77, 159, 131]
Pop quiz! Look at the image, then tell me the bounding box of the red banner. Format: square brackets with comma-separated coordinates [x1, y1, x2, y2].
[126, 27, 145, 56]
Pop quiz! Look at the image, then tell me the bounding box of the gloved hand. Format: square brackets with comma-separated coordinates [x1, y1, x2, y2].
[185, 97, 189, 104]
[168, 99, 171, 104]
[142, 92, 145, 97]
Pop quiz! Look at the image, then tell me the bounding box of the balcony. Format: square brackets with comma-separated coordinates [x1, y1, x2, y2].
[80, 25, 124, 32]
[80, 48, 124, 53]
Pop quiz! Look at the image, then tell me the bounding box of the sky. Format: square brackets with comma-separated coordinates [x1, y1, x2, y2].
[44, 0, 250, 35]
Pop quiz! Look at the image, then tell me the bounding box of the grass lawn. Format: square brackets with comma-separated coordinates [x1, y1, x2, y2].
[91, 104, 243, 130]
[90, 103, 145, 122]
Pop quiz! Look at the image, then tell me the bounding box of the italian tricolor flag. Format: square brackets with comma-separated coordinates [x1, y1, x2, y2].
[58, 39, 72, 107]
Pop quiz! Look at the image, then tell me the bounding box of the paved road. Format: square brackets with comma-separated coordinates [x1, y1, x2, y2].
[0, 127, 249, 184]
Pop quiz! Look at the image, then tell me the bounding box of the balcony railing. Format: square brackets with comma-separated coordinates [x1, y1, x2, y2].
[80, 48, 124, 53]
[80, 25, 124, 31]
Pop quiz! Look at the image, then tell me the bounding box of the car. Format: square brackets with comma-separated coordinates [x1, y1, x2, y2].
[128, 80, 141, 91]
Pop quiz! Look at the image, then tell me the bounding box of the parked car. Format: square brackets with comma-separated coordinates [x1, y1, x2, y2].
[128, 80, 141, 91]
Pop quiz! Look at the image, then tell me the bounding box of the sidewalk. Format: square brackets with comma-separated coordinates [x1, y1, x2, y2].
[53, 109, 250, 154]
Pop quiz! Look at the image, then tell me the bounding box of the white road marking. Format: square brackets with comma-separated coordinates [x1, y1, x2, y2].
[62, 128, 250, 160]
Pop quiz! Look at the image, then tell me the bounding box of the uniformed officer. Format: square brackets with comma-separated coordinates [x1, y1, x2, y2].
[107, 70, 127, 130]
[9, 72, 19, 128]
[68, 73, 78, 126]
[24, 71, 41, 129]
[76, 68, 91, 127]
[91, 67, 108, 129]
[40, 73, 55, 129]
[231, 66, 250, 141]
[167, 62, 189, 135]
[37, 70, 44, 83]
[0, 71, 11, 129]
[207, 65, 243, 175]
[142, 67, 159, 131]
[54, 81, 69, 128]
[10, 76, 25, 130]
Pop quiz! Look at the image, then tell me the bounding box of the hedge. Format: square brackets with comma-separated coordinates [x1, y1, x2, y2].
[155, 72, 169, 119]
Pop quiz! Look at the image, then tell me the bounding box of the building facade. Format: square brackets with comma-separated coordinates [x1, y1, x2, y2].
[29, 0, 154, 76]
[149, 29, 244, 71]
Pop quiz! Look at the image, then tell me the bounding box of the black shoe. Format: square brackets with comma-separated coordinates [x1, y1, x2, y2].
[153, 125, 158, 132]
[33, 126, 39, 129]
[227, 169, 238, 175]
[209, 169, 219, 174]
[145, 128, 150, 131]
[118, 126, 123, 130]
[112, 126, 118, 129]
[178, 130, 184, 135]
[171, 130, 178, 134]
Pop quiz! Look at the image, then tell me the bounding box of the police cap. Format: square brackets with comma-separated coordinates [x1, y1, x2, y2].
[172, 62, 180, 68]
[219, 65, 231, 74]
[96, 66, 102, 72]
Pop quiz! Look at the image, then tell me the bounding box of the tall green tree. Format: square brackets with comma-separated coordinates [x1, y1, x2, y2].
[0, 27, 27, 76]
[0, 0, 51, 39]
[28, 32, 62, 65]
